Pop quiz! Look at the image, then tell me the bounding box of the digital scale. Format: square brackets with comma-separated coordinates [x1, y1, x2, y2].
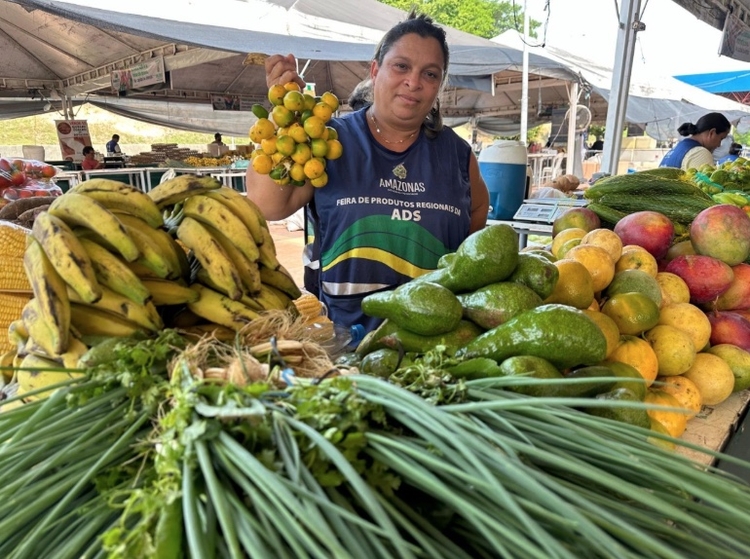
[512, 196, 589, 224]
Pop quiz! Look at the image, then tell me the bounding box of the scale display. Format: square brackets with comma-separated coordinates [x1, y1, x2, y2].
[513, 197, 589, 224]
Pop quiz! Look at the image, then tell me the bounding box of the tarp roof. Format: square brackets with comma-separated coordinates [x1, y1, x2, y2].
[674, 70, 750, 94]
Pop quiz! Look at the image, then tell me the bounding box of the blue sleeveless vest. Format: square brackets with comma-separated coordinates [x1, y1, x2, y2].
[659, 138, 701, 168]
[312, 108, 473, 331]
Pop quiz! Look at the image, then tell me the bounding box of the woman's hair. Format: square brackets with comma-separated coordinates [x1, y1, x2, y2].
[372, 9, 449, 138]
[82, 146, 94, 156]
[730, 142, 743, 155]
[676, 112, 731, 137]
[348, 79, 372, 110]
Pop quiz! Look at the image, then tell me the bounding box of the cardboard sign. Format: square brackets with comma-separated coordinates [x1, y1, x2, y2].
[55, 120, 92, 163]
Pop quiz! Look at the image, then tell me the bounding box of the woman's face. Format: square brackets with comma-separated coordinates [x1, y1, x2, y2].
[370, 33, 444, 125]
[706, 129, 730, 152]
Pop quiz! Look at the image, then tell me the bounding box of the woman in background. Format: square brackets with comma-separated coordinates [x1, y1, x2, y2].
[659, 112, 731, 170]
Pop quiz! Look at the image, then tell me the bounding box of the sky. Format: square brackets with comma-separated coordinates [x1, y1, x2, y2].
[523, 0, 749, 77]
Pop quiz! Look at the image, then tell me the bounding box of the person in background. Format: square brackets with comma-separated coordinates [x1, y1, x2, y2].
[589, 136, 604, 152]
[246, 10, 489, 332]
[211, 133, 227, 147]
[718, 142, 743, 165]
[713, 133, 735, 163]
[81, 146, 102, 170]
[659, 112, 731, 170]
[105, 134, 122, 156]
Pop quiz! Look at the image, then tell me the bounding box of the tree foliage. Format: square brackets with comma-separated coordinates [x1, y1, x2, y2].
[378, 0, 540, 39]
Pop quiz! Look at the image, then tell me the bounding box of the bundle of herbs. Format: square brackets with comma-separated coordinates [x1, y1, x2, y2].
[2, 332, 750, 558]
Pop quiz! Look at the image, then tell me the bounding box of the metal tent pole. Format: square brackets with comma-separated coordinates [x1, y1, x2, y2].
[520, 0, 530, 145]
[602, 0, 644, 176]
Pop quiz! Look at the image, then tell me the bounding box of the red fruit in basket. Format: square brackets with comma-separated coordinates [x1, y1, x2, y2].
[3, 188, 19, 200]
[665, 254, 734, 304]
[690, 204, 750, 266]
[614, 211, 675, 260]
[40, 164, 57, 179]
[713, 263, 750, 311]
[10, 171, 27, 187]
[11, 159, 25, 172]
[17, 188, 33, 198]
[708, 311, 750, 352]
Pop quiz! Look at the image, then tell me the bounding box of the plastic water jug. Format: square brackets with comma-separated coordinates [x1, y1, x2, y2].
[478, 140, 528, 220]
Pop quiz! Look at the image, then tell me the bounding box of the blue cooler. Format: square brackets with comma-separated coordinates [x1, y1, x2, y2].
[478, 140, 528, 220]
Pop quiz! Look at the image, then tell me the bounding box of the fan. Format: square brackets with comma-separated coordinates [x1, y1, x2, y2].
[571, 105, 592, 133]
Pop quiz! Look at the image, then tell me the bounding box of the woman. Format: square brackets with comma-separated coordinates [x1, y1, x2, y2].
[659, 112, 731, 170]
[718, 142, 743, 165]
[80, 146, 102, 170]
[246, 10, 489, 332]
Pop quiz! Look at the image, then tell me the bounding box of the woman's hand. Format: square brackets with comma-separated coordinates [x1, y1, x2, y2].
[265, 54, 306, 89]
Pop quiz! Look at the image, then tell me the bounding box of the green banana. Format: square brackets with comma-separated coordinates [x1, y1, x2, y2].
[32, 212, 102, 304]
[259, 264, 301, 300]
[73, 182, 164, 228]
[203, 188, 266, 245]
[70, 304, 150, 338]
[177, 217, 244, 301]
[187, 284, 261, 331]
[67, 285, 163, 332]
[48, 192, 140, 262]
[23, 239, 70, 353]
[182, 194, 260, 263]
[148, 174, 222, 209]
[78, 237, 151, 305]
[201, 222, 262, 295]
[141, 278, 200, 306]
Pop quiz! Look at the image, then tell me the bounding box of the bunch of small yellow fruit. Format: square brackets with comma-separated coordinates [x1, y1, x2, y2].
[248, 83, 343, 188]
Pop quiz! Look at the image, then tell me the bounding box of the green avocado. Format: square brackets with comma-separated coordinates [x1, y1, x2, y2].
[456, 304, 607, 369]
[414, 224, 519, 293]
[498, 355, 566, 397]
[359, 348, 414, 378]
[361, 281, 462, 336]
[601, 361, 647, 401]
[562, 365, 616, 398]
[377, 320, 484, 356]
[507, 252, 560, 299]
[457, 282, 542, 329]
[583, 387, 651, 429]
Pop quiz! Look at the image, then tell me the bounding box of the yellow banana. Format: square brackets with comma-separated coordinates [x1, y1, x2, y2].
[111, 213, 175, 279]
[259, 264, 301, 300]
[21, 298, 65, 358]
[23, 239, 70, 353]
[70, 304, 150, 338]
[258, 225, 281, 270]
[73, 183, 164, 228]
[204, 188, 266, 245]
[78, 237, 151, 305]
[201, 222, 262, 294]
[32, 212, 102, 303]
[253, 283, 289, 311]
[48, 192, 140, 262]
[262, 283, 295, 309]
[195, 268, 263, 313]
[179, 323, 238, 343]
[177, 217, 243, 300]
[148, 174, 222, 209]
[148, 227, 191, 281]
[24, 333, 88, 370]
[16, 353, 83, 401]
[141, 278, 200, 306]
[68, 285, 163, 332]
[182, 194, 260, 263]
[8, 319, 29, 353]
[187, 284, 261, 331]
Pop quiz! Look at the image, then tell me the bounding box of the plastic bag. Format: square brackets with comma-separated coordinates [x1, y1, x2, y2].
[0, 157, 62, 200]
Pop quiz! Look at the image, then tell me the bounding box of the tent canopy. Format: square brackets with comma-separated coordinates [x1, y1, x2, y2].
[674, 70, 750, 95]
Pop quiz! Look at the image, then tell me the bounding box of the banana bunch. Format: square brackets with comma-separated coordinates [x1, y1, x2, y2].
[711, 190, 750, 209]
[183, 155, 233, 167]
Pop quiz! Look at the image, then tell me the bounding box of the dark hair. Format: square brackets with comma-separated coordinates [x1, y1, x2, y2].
[348, 79, 372, 110]
[82, 146, 95, 156]
[676, 112, 731, 137]
[372, 9, 449, 138]
[730, 142, 743, 156]
[112, 134, 119, 141]
[214, 133, 222, 141]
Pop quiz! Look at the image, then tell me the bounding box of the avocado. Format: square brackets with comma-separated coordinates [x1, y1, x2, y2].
[498, 355, 566, 397]
[355, 319, 399, 357]
[456, 304, 607, 369]
[445, 357, 504, 380]
[507, 252, 560, 299]
[457, 282, 542, 329]
[361, 281, 463, 336]
[414, 224, 519, 293]
[378, 320, 484, 356]
[562, 365, 617, 398]
[583, 387, 651, 429]
[437, 252, 456, 268]
[359, 348, 414, 378]
[601, 361, 647, 401]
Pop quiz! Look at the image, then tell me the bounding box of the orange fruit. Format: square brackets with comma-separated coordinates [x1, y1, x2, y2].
[648, 417, 676, 451]
[268, 84, 287, 105]
[657, 303, 711, 352]
[682, 353, 735, 406]
[271, 105, 295, 128]
[251, 153, 273, 175]
[302, 94, 317, 111]
[284, 81, 302, 92]
[260, 136, 277, 155]
[543, 259, 594, 309]
[310, 172, 329, 188]
[291, 142, 312, 165]
[607, 334, 659, 386]
[565, 244, 615, 293]
[556, 238, 581, 260]
[321, 91, 340, 112]
[312, 101, 334, 122]
[587, 298, 600, 311]
[551, 228, 587, 259]
[656, 375, 702, 418]
[582, 310, 620, 358]
[249, 118, 275, 143]
[303, 115, 327, 139]
[283, 90, 305, 112]
[655, 272, 690, 307]
[289, 162, 307, 183]
[303, 157, 326, 180]
[644, 324, 696, 376]
[644, 389, 688, 438]
[326, 126, 338, 141]
[601, 292, 660, 335]
[287, 123, 308, 144]
[581, 228, 623, 263]
[310, 138, 329, 158]
[275, 135, 296, 157]
[615, 247, 658, 277]
[325, 139, 343, 160]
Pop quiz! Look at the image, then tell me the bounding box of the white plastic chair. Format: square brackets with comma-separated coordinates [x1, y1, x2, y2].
[539, 153, 565, 184]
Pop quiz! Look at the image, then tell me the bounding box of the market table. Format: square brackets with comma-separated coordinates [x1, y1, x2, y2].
[82, 167, 148, 190]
